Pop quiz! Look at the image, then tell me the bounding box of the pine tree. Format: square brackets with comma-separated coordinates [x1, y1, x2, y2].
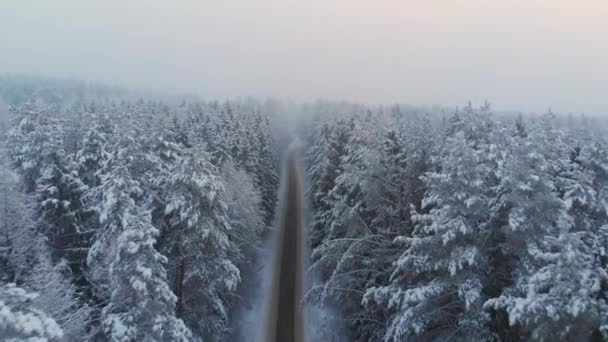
[514, 114, 527, 138]
[6, 113, 58, 192]
[365, 129, 496, 341]
[160, 148, 240, 340]
[309, 117, 399, 340]
[308, 119, 353, 249]
[0, 283, 64, 341]
[103, 208, 191, 342]
[36, 151, 93, 286]
[373, 129, 410, 237]
[76, 115, 112, 187]
[485, 122, 608, 341]
[92, 157, 191, 341]
[220, 160, 265, 261]
[486, 229, 607, 341]
[0, 149, 37, 284]
[253, 115, 279, 225]
[26, 242, 94, 341]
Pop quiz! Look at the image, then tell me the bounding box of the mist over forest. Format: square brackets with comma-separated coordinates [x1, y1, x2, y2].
[2, 1, 608, 341]
[3, 0, 608, 114]
[1, 74, 608, 341]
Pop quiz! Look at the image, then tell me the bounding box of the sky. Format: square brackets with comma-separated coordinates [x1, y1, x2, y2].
[1, 0, 607, 114]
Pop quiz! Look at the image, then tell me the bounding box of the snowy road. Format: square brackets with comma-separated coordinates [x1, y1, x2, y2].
[263, 146, 307, 342]
[229, 146, 306, 342]
[230, 146, 346, 342]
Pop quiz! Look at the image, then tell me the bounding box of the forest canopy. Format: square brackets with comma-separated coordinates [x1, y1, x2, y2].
[1, 76, 608, 341]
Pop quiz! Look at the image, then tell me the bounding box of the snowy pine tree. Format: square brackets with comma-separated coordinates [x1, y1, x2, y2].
[90, 152, 191, 341]
[365, 128, 497, 341]
[159, 148, 240, 340]
[26, 242, 94, 341]
[0, 283, 64, 341]
[0, 149, 37, 284]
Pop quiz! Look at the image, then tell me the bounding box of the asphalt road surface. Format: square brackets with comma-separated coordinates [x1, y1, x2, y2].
[263, 147, 307, 342]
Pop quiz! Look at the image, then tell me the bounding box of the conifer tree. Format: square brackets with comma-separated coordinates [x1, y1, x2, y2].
[0, 283, 63, 341]
[160, 148, 240, 340]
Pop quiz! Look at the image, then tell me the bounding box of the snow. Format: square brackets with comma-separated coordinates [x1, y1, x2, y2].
[3, 76, 608, 342]
[136, 264, 152, 279]
[0, 284, 64, 340]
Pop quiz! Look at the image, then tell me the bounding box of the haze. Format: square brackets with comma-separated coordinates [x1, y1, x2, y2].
[1, 0, 607, 114]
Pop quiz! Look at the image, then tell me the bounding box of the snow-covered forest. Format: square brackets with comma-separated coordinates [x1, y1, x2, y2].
[0, 76, 279, 341]
[303, 102, 608, 341]
[2, 75, 608, 341]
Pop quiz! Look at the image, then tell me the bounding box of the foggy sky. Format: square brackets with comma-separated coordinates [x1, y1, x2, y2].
[1, 0, 607, 114]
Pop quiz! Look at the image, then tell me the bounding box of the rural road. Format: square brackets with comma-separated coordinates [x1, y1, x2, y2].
[229, 146, 308, 342]
[264, 146, 307, 342]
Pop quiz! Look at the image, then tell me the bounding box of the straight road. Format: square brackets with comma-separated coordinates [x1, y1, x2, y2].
[264, 147, 307, 342]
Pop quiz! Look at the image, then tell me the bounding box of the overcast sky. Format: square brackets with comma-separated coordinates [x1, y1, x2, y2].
[1, 0, 607, 114]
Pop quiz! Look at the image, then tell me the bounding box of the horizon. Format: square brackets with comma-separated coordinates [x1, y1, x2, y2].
[2, 0, 607, 115]
[2, 73, 601, 119]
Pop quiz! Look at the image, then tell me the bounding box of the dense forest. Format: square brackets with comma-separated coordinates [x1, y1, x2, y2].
[304, 102, 608, 341]
[0, 76, 279, 341]
[2, 76, 608, 341]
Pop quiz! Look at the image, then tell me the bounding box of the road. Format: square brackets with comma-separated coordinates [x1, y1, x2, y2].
[263, 146, 307, 342]
[229, 146, 307, 342]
